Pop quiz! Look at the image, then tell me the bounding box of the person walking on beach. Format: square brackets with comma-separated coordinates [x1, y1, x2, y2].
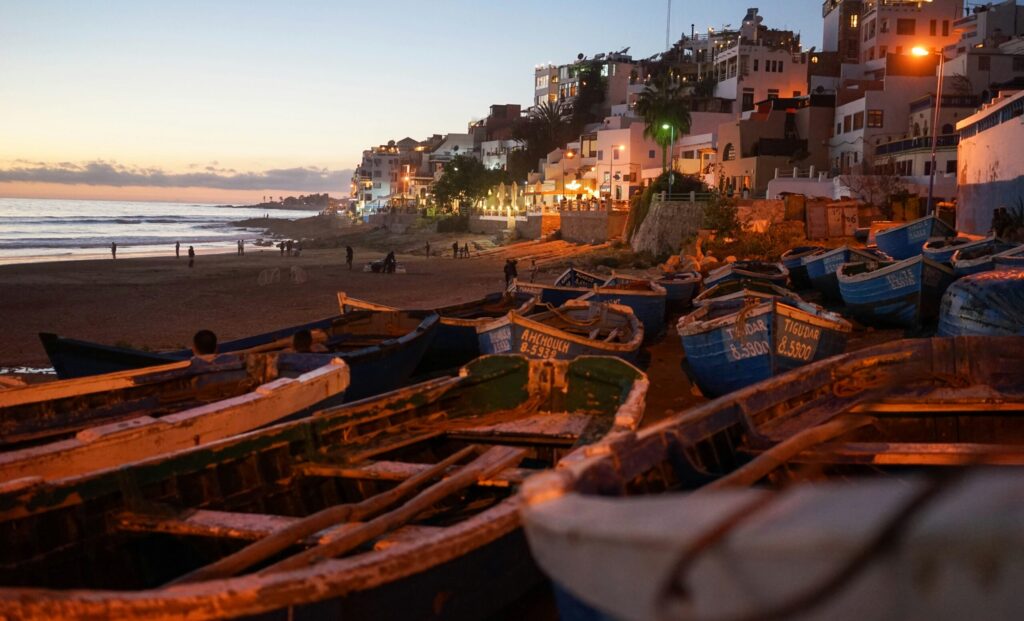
[345, 245, 354, 270]
[503, 259, 518, 289]
[383, 250, 396, 274]
[425, 241, 430, 258]
[463, 243, 470, 259]
[278, 241, 285, 256]
[188, 245, 195, 268]
[175, 241, 180, 258]
[240, 239, 245, 255]
[530, 259, 538, 283]
[452, 241, 459, 259]
[110, 242, 117, 260]
[286, 240, 293, 256]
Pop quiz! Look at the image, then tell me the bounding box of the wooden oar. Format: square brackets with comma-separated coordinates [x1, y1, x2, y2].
[169, 445, 480, 585]
[259, 445, 526, 575]
[699, 415, 877, 492]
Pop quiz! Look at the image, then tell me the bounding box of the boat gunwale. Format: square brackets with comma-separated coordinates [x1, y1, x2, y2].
[676, 297, 852, 337]
[477, 301, 644, 353]
[836, 254, 953, 285]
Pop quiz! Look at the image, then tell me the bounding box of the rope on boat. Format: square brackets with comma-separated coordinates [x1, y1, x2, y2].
[540, 302, 602, 327]
[655, 470, 964, 621]
[733, 298, 761, 343]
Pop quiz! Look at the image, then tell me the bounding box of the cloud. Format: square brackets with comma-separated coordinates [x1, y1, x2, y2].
[0, 160, 353, 192]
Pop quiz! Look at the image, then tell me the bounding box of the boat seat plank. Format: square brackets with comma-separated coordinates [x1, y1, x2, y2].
[293, 460, 533, 488]
[115, 509, 368, 545]
[449, 412, 591, 440]
[792, 442, 1024, 466]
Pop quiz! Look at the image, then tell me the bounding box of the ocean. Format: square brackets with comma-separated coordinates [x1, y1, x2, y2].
[0, 197, 321, 265]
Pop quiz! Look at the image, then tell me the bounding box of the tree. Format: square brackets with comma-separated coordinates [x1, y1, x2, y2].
[509, 100, 571, 183]
[636, 75, 692, 172]
[839, 155, 909, 219]
[431, 155, 507, 213]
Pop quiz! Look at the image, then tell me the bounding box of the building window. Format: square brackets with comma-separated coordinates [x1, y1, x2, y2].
[597, 150, 604, 160]
[879, 45, 887, 57]
[942, 123, 954, 134]
[853, 111, 864, 130]
[767, 89, 779, 100]
[843, 115, 852, 133]
[648, 149, 656, 158]
[896, 19, 915, 35]
[837, 122, 843, 135]
[930, 20, 937, 36]
[742, 89, 754, 111]
[924, 161, 932, 175]
[753, 59, 759, 71]
[373, 170, 381, 178]
[850, 14, 858, 28]
[942, 20, 949, 36]
[880, 19, 889, 33]
[867, 110, 884, 127]
[946, 160, 956, 174]
[979, 56, 991, 70]
[723, 143, 735, 161]
[613, 149, 620, 160]
[683, 150, 696, 159]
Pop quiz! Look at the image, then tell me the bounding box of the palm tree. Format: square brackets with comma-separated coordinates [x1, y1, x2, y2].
[529, 100, 570, 149]
[636, 76, 692, 172]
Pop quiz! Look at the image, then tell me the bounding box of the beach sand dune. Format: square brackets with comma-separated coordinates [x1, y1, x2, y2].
[0, 247, 508, 368]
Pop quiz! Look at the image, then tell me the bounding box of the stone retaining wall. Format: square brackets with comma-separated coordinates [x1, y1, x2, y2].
[560, 210, 627, 244]
[631, 200, 706, 256]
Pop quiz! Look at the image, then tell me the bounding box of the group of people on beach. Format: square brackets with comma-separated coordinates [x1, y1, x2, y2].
[278, 240, 301, 256]
[451, 241, 471, 259]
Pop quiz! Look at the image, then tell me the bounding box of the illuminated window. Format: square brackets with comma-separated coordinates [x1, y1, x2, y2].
[853, 111, 864, 130]
[867, 110, 884, 127]
[850, 14, 858, 28]
[723, 143, 735, 161]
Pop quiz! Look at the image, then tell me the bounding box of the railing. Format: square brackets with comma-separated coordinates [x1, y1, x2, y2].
[773, 166, 830, 180]
[656, 191, 715, 203]
[874, 134, 959, 156]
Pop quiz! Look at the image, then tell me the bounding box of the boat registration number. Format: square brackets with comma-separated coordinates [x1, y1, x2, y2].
[775, 317, 821, 362]
[728, 339, 770, 361]
[907, 220, 931, 242]
[519, 329, 571, 358]
[885, 269, 916, 289]
[486, 327, 513, 353]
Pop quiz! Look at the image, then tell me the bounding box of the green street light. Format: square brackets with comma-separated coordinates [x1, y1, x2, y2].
[661, 123, 670, 130]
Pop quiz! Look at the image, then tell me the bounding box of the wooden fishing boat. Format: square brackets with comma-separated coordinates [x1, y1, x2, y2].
[0, 355, 648, 621]
[922, 235, 987, 264]
[951, 238, 1019, 276]
[655, 271, 703, 312]
[802, 246, 890, 301]
[780, 245, 824, 290]
[692, 278, 797, 307]
[994, 244, 1024, 271]
[40, 310, 439, 402]
[338, 291, 537, 373]
[476, 300, 643, 362]
[0, 353, 348, 482]
[591, 274, 668, 337]
[677, 296, 851, 397]
[837, 255, 955, 328]
[520, 336, 1024, 621]
[514, 268, 597, 307]
[704, 260, 790, 289]
[553, 267, 606, 288]
[938, 270, 1024, 337]
[874, 215, 956, 260]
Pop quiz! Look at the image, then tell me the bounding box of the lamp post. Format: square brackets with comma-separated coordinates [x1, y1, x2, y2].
[561, 149, 576, 206]
[610, 144, 625, 207]
[662, 123, 676, 197]
[912, 46, 945, 216]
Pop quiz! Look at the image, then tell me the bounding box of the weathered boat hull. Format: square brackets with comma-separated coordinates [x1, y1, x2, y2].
[781, 246, 825, 290]
[950, 238, 1018, 276]
[0, 355, 648, 621]
[0, 353, 349, 482]
[40, 311, 439, 402]
[514, 282, 590, 307]
[838, 256, 955, 327]
[922, 236, 984, 264]
[938, 270, 1024, 336]
[994, 246, 1024, 271]
[477, 302, 643, 362]
[678, 298, 851, 397]
[874, 215, 956, 260]
[705, 261, 790, 289]
[656, 272, 703, 312]
[693, 279, 797, 307]
[802, 246, 890, 301]
[587, 278, 667, 339]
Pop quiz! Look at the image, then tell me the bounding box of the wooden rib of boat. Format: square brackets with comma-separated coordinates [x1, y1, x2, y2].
[994, 245, 1024, 271]
[587, 274, 667, 338]
[520, 336, 1024, 621]
[338, 291, 537, 373]
[837, 255, 955, 328]
[692, 278, 797, 307]
[874, 215, 956, 260]
[802, 246, 890, 301]
[780, 245, 824, 290]
[951, 238, 1018, 276]
[0, 353, 348, 482]
[476, 301, 643, 362]
[39, 309, 439, 402]
[0, 355, 648, 621]
[677, 296, 851, 397]
[704, 260, 790, 289]
[938, 270, 1024, 337]
[655, 271, 703, 312]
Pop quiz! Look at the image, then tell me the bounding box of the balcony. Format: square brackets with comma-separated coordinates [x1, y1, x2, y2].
[874, 134, 959, 156]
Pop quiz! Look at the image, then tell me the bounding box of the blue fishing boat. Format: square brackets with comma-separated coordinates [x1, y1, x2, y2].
[704, 260, 789, 289]
[655, 271, 703, 311]
[338, 291, 537, 373]
[837, 255, 955, 327]
[802, 246, 890, 301]
[780, 245, 824, 290]
[677, 296, 851, 397]
[554, 267, 605, 288]
[586, 276, 667, 338]
[922, 235, 988, 264]
[874, 215, 956, 260]
[994, 245, 1024, 271]
[514, 268, 597, 307]
[938, 270, 1024, 336]
[951, 238, 1019, 276]
[476, 300, 643, 362]
[692, 278, 796, 307]
[39, 310, 439, 402]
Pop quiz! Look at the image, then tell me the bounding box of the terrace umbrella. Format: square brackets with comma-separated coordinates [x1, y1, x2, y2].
[497, 182, 507, 209]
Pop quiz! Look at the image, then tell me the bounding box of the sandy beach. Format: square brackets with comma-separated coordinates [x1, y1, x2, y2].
[0, 244, 510, 369]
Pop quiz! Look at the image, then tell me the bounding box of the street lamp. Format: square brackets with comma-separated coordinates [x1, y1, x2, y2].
[662, 123, 677, 197]
[912, 46, 945, 216]
[561, 149, 576, 204]
[610, 145, 625, 205]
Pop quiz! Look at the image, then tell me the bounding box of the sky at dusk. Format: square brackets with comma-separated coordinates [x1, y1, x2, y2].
[0, 1, 823, 202]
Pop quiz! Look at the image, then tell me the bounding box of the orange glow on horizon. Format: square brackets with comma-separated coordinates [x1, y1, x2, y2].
[0, 182, 337, 205]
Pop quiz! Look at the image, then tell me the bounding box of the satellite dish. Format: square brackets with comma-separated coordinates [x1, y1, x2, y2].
[577, 53, 585, 60]
[815, 85, 825, 94]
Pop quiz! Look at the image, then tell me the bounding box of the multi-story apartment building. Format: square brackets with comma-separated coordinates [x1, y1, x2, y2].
[823, 0, 865, 64]
[532, 51, 637, 113]
[856, 0, 961, 64]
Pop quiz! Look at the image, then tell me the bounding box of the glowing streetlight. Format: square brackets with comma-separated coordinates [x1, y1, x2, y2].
[909, 45, 945, 215]
[911, 46, 930, 57]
